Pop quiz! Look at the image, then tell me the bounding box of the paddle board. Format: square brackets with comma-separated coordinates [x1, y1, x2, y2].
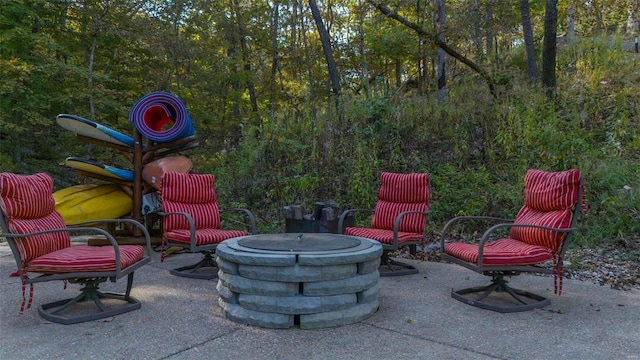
[56, 114, 135, 148]
[142, 156, 193, 190]
[53, 184, 133, 224]
[65, 157, 134, 182]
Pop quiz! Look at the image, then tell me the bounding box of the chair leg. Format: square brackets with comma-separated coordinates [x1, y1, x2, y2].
[38, 276, 142, 325]
[379, 251, 418, 277]
[451, 274, 551, 313]
[170, 251, 219, 280]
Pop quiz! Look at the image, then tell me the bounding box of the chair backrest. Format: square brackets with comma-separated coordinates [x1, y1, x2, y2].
[161, 172, 220, 232]
[371, 172, 429, 233]
[510, 169, 582, 253]
[0, 173, 70, 263]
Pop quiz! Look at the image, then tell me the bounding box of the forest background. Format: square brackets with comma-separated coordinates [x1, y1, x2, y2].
[1, 0, 639, 252]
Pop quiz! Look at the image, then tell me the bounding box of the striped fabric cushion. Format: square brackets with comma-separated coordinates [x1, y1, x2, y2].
[0, 173, 55, 219]
[162, 172, 216, 204]
[7, 214, 72, 263]
[370, 172, 429, 233]
[444, 238, 553, 265]
[27, 245, 145, 274]
[0, 173, 71, 263]
[523, 169, 580, 212]
[161, 172, 220, 232]
[163, 202, 220, 231]
[510, 169, 581, 252]
[344, 227, 423, 246]
[164, 228, 247, 246]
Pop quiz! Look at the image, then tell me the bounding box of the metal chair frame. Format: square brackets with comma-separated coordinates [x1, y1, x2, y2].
[0, 215, 151, 324]
[158, 208, 256, 280]
[338, 173, 430, 277]
[440, 177, 585, 313]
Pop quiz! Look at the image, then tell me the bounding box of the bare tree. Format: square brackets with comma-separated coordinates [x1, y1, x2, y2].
[357, 0, 370, 98]
[470, 0, 483, 58]
[309, 0, 341, 108]
[232, 0, 258, 113]
[485, 0, 494, 60]
[566, 6, 576, 41]
[541, 0, 558, 98]
[628, 0, 639, 34]
[269, 1, 280, 115]
[436, 0, 446, 103]
[520, 0, 537, 81]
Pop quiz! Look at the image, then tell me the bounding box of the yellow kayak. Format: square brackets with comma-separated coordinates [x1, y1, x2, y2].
[53, 184, 133, 224]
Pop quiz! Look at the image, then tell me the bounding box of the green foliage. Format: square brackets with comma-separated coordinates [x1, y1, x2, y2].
[574, 157, 640, 247]
[1, 0, 639, 251]
[429, 164, 522, 226]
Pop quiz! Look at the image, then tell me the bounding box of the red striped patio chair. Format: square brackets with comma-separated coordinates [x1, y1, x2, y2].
[440, 169, 587, 312]
[0, 172, 151, 324]
[338, 172, 430, 276]
[158, 172, 256, 279]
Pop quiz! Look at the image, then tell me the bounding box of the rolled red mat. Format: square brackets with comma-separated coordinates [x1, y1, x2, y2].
[128, 92, 194, 143]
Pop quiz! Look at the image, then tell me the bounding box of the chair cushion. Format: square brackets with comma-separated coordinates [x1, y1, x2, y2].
[376, 172, 430, 204]
[0, 173, 71, 262]
[510, 169, 581, 252]
[161, 172, 221, 232]
[27, 245, 145, 274]
[6, 214, 72, 262]
[371, 172, 429, 233]
[444, 238, 554, 266]
[523, 169, 581, 212]
[510, 207, 573, 251]
[164, 228, 247, 246]
[344, 227, 423, 246]
[0, 172, 56, 219]
[162, 172, 216, 204]
[163, 202, 221, 231]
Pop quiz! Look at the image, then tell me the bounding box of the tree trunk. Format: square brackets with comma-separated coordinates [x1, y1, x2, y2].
[566, 7, 575, 41]
[308, 0, 341, 107]
[358, 0, 370, 98]
[520, 0, 538, 81]
[88, 34, 97, 121]
[593, 2, 605, 34]
[223, 13, 241, 118]
[471, 0, 483, 58]
[395, 58, 401, 89]
[436, 0, 446, 103]
[485, 0, 494, 60]
[628, 0, 639, 34]
[541, 0, 558, 98]
[300, 4, 316, 119]
[269, 2, 279, 115]
[232, 0, 258, 113]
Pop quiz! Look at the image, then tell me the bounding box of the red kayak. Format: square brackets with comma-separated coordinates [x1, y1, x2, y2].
[142, 155, 193, 190]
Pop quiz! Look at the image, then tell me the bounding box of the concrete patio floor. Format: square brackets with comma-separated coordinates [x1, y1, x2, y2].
[1, 241, 639, 360]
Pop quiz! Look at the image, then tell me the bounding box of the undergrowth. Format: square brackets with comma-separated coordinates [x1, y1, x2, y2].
[196, 36, 640, 248]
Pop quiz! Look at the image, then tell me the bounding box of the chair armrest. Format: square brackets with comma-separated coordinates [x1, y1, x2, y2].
[440, 216, 513, 252]
[157, 211, 197, 248]
[338, 208, 372, 234]
[222, 208, 257, 235]
[2, 226, 127, 276]
[392, 210, 430, 248]
[68, 218, 152, 256]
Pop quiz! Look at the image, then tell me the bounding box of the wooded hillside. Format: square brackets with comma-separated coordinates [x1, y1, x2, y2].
[1, 0, 639, 246]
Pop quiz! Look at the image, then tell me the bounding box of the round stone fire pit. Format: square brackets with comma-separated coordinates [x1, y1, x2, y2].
[215, 233, 382, 329]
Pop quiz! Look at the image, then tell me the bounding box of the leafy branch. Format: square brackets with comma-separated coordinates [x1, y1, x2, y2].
[367, 0, 497, 99]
